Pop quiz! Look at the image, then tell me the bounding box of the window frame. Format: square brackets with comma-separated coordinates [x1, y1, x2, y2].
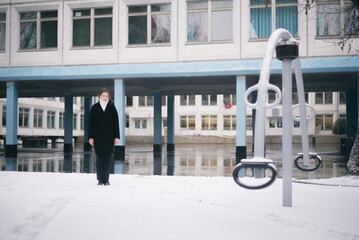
[18, 10, 58, 50]
[249, 0, 298, 39]
[0, 12, 6, 52]
[19, 107, 30, 128]
[47, 110, 56, 129]
[33, 109, 43, 128]
[72, 7, 113, 48]
[186, 0, 233, 44]
[127, 3, 171, 46]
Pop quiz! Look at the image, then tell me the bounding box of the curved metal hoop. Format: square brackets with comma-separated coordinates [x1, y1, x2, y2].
[265, 84, 282, 108]
[232, 163, 277, 190]
[294, 155, 322, 172]
[291, 104, 316, 121]
[244, 84, 282, 109]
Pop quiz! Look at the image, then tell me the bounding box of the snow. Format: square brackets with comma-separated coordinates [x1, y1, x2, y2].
[0, 172, 358, 240]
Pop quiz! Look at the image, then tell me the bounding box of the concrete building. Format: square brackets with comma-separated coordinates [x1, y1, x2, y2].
[0, 0, 358, 161]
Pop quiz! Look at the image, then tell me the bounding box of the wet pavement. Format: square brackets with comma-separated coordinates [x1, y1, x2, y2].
[0, 143, 347, 179]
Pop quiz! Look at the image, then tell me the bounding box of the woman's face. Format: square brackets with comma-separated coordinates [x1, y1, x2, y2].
[99, 92, 109, 102]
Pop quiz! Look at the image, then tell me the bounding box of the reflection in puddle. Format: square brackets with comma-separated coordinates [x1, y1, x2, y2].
[0, 143, 348, 179]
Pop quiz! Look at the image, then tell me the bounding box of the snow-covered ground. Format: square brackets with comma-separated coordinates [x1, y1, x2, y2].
[0, 172, 358, 240]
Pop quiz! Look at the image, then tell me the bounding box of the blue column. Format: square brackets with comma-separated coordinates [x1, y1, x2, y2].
[167, 95, 175, 151]
[114, 79, 126, 161]
[154, 92, 162, 152]
[64, 95, 73, 152]
[83, 97, 92, 151]
[236, 76, 247, 164]
[346, 83, 358, 162]
[6, 82, 18, 157]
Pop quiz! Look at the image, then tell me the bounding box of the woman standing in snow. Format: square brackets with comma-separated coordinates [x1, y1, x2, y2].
[89, 88, 120, 185]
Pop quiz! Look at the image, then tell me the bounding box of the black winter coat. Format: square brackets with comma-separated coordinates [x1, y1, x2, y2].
[88, 101, 120, 154]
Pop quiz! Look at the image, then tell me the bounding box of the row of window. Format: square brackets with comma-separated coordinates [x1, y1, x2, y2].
[1, 0, 357, 51]
[2, 107, 84, 130]
[128, 92, 345, 107]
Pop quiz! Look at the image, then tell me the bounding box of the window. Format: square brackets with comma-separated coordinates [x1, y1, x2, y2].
[315, 92, 332, 104]
[202, 94, 217, 106]
[269, 117, 282, 128]
[20, 11, 58, 49]
[223, 115, 236, 130]
[202, 115, 217, 130]
[2, 106, 6, 126]
[0, 13, 5, 51]
[339, 92, 346, 104]
[126, 96, 133, 107]
[180, 115, 196, 130]
[162, 96, 167, 106]
[317, 0, 359, 37]
[80, 114, 84, 130]
[19, 108, 29, 127]
[126, 115, 129, 128]
[128, 4, 171, 45]
[135, 119, 147, 129]
[292, 93, 309, 104]
[223, 94, 236, 108]
[73, 114, 77, 130]
[138, 96, 154, 106]
[315, 114, 333, 130]
[180, 95, 196, 106]
[33, 109, 43, 128]
[250, 0, 298, 38]
[59, 112, 64, 129]
[187, 0, 233, 42]
[246, 116, 252, 130]
[73, 8, 112, 47]
[47, 111, 55, 129]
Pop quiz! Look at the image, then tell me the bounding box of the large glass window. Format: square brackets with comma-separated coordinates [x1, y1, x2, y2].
[73, 114, 77, 130]
[202, 94, 217, 106]
[315, 114, 333, 130]
[33, 109, 43, 128]
[202, 115, 217, 130]
[250, 0, 297, 38]
[138, 96, 154, 107]
[187, 0, 233, 42]
[180, 115, 196, 130]
[128, 4, 171, 45]
[59, 112, 64, 129]
[73, 8, 112, 47]
[47, 111, 55, 129]
[315, 92, 333, 104]
[317, 0, 359, 36]
[180, 95, 196, 106]
[223, 115, 236, 130]
[20, 11, 58, 49]
[19, 108, 29, 127]
[0, 13, 5, 51]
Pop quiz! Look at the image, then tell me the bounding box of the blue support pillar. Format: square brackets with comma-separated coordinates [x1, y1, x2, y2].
[83, 97, 92, 151]
[154, 92, 162, 152]
[6, 82, 18, 157]
[346, 83, 358, 162]
[64, 95, 73, 152]
[167, 95, 175, 152]
[236, 76, 247, 164]
[114, 79, 126, 162]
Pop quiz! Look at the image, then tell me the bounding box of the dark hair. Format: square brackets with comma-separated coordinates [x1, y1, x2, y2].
[98, 88, 111, 97]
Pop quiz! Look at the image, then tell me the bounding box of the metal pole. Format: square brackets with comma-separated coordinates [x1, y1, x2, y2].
[282, 59, 293, 207]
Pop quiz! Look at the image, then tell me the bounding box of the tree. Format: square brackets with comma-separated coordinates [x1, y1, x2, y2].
[347, 129, 359, 175]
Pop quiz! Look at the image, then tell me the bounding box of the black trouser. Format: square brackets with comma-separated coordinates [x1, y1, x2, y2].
[96, 152, 112, 183]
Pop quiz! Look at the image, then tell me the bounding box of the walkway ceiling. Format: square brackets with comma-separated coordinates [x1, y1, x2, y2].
[0, 71, 357, 99]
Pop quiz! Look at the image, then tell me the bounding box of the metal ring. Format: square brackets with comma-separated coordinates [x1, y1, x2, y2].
[265, 84, 282, 109]
[232, 163, 277, 190]
[294, 155, 322, 172]
[244, 85, 259, 109]
[291, 104, 316, 121]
